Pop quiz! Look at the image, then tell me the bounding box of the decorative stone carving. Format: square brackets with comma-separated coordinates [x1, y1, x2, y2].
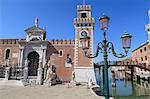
[5, 67, 10, 80]
[44, 65, 60, 86]
[24, 59, 29, 67]
[37, 62, 43, 85]
[37, 67, 43, 85]
[65, 54, 72, 68]
[44, 61, 48, 79]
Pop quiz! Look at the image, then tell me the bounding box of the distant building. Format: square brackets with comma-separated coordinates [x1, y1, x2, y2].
[131, 10, 150, 73]
[132, 41, 150, 65]
[0, 3, 96, 83]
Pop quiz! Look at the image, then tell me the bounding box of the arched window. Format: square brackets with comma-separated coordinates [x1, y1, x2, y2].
[5, 49, 10, 59]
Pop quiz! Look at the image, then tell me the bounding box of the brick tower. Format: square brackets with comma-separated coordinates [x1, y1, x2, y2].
[145, 10, 150, 46]
[73, 3, 96, 83]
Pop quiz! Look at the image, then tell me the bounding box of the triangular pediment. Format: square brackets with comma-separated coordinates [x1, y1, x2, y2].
[25, 26, 45, 33]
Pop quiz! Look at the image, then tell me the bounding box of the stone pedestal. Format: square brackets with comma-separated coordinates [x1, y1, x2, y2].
[37, 67, 43, 85]
[24, 67, 28, 81]
[5, 67, 10, 80]
[74, 67, 96, 83]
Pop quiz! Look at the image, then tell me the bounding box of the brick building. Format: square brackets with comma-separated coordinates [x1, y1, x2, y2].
[0, 3, 96, 83]
[132, 41, 150, 65]
[131, 10, 150, 73]
[132, 10, 150, 65]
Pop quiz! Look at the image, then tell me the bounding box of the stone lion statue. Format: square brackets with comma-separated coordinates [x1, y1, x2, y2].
[44, 65, 57, 86]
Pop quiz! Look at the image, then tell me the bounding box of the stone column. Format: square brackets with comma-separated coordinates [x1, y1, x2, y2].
[37, 62, 43, 85]
[23, 59, 28, 82]
[5, 67, 10, 80]
[43, 62, 48, 79]
[18, 49, 21, 66]
[20, 49, 23, 67]
[24, 66, 28, 81]
[42, 49, 46, 67]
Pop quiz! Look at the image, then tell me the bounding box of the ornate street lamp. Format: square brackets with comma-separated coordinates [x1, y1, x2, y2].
[80, 15, 132, 99]
[99, 15, 110, 30]
[121, 32, 132, 53]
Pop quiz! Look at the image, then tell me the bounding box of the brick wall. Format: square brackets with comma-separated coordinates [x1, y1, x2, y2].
[132, 42, 150, 65]
[0, 39, 76, 81]
[0, 39, 19, 66]
[47, 40, 75, 81]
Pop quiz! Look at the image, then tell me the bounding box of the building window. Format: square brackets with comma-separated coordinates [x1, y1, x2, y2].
[145, 56, 147, 60]
[141, 57, 143, 61]
[140, 49, 142, 53]
[5, 49, 10, 59]
[81, 13, 87, 18]
[144, 47, 146, 51]
[59, 50, 63, 57]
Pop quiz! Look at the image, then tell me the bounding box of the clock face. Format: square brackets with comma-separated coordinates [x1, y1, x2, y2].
[81, 31, 88, 37]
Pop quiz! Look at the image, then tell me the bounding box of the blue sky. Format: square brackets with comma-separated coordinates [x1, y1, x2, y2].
[0, 0, 149, 62]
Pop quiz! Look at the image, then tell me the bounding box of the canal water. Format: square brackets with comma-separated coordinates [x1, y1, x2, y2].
[95, 68, 150, 99]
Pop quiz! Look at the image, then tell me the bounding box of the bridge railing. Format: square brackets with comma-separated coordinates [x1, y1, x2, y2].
[95, 61, 150, 71]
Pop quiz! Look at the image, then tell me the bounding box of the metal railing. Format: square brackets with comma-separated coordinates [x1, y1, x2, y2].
[10, 67, 24, 80]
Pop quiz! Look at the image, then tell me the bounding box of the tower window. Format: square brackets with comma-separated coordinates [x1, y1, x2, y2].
[144, 47, 146, 51]
[81, 13, 87, 18]
[145, 56, 147, 60]
[5, 49, 10, 59]
[59, 50, 63, 57]
[140, 49, 142, 53]
[141, 57, 143, 61]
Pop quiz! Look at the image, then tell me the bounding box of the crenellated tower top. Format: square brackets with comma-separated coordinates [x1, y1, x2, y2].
[74, 2, 94, 28]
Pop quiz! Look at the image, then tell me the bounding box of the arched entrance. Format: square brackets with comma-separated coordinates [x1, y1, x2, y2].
[27, 51, 39, 76]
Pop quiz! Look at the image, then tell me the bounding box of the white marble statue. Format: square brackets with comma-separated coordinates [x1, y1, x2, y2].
[44, 65, 57, 86]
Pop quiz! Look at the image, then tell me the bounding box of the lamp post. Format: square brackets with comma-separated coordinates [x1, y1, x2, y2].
[80, 15, 132, 99]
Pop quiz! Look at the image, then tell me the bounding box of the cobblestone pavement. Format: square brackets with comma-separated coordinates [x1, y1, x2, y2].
[0, 81, 100, 99]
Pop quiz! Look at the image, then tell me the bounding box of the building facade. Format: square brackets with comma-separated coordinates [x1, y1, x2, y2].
[131, 10, 150, 73]
[0, 4, 96, 83]
[132, 41, 150, 65]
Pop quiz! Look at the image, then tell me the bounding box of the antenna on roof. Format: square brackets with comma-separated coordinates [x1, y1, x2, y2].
[83, 0, 86, 5]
